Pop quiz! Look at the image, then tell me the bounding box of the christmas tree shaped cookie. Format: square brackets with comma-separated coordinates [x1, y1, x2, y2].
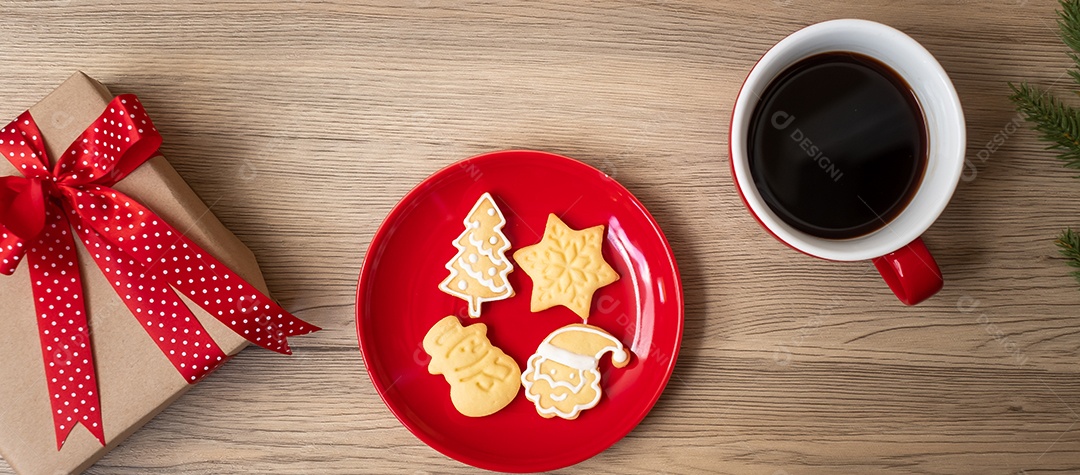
[439, 192, 515, 318]
[513, 214, 619, 320]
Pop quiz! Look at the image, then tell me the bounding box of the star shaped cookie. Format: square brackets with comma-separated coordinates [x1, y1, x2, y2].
[513, 214, 619, 320]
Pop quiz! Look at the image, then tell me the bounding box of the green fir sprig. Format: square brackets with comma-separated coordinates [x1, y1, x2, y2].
[1059, 0, 1080, 83]
[1056, 229, 1080, 282]
[1009, 82, 1080, 170]
[1010, 0, 1080, 286]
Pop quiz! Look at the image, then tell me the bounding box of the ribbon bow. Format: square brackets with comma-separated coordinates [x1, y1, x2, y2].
[0, 95, 319, 449]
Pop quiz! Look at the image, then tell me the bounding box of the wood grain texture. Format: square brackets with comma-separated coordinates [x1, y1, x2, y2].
[1, 0, 1080, 473]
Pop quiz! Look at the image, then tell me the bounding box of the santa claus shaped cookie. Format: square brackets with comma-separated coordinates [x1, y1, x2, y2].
[521, 323, 632, 420]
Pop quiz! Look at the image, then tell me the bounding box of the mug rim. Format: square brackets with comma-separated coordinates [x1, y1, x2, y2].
[729, 19, 965, 261]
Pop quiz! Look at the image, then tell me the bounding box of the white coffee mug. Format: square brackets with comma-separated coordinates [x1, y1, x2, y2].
[729, 19, 965, 305]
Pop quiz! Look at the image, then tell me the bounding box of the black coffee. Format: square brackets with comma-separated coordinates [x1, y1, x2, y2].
[748, 52, 927, 239]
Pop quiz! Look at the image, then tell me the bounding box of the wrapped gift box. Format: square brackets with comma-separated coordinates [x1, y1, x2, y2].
[0, 72, 297, 474]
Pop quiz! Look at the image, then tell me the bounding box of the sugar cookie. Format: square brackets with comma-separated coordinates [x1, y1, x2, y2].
[423, 315, 521, 417]
[513, 214, 619, 320]
[439, 192, 514, 318]
[521, 323, 631, 420]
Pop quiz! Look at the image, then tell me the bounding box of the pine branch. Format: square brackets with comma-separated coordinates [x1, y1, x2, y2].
[1059, 0, 1080, 83]
[1056, 228, 1080, 285]
[1018, 1, 1080, 290]
[1009, 82, 1080, 170]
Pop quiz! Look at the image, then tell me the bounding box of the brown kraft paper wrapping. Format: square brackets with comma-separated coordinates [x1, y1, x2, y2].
[0, 72, 266, 474]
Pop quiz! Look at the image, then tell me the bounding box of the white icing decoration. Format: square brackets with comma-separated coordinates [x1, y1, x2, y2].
[457, 256, 509, 293]
[467, 233, 499, 260]
[538, 342, 599, 371]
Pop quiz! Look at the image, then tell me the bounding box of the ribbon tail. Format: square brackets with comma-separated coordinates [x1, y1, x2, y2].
[0, 224, 27, 275]
[67, 185, 320, 354]
[26, 205, 104, 449]
[71, 216, 229, 383]
[159, 238, 322, 354]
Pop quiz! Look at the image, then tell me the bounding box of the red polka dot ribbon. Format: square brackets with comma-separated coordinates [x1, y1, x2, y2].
[0, 95, 320, 450]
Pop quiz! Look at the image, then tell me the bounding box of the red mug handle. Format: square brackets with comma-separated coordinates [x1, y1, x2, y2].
[871, 237, 943, 305]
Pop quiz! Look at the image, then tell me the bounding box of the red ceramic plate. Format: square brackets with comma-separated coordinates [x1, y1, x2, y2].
[356, 150, 683, 472]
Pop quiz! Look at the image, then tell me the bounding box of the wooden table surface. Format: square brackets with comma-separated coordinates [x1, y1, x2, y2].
[2, 1, 1080, 473]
